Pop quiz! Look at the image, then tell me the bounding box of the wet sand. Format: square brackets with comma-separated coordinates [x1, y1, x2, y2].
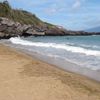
[0, 44, 100, 100]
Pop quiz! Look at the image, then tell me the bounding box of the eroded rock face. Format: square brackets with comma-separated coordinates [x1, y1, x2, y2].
[0, 17, 22, 38]
[0, 17, 45, 38]
[0, 17, 100, 39]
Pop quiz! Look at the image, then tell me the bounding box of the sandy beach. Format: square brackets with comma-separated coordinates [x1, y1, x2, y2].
[0, 44, 100, 100]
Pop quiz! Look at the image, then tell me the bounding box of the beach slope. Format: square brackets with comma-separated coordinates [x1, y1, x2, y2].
[0, 44, 100, 100]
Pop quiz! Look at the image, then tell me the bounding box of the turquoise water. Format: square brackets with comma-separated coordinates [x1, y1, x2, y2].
[24, 35, 100, 50]
[9, 35, 100, 71]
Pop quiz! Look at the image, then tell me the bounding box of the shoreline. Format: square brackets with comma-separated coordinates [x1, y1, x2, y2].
[0, 44, 100, 100]
[3, 41, 100, 82]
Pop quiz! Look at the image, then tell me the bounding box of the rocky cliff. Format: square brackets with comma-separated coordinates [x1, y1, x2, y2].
[0, 1, 100, 39]
[0, 17, 46, 38]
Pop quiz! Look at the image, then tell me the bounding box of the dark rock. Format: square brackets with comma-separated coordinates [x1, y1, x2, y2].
[0, 17, 100, 39]
[0, 17, 45, 38]
[45, 28, 65, 36]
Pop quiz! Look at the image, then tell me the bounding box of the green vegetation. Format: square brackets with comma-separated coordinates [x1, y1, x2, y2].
[11, 9, 43, 25]
[0, 0, 55, 27]
[0, 1, 12, 18]
[44, 22, 55, 29]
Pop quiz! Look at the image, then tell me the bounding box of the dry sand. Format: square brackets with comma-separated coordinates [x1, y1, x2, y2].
[0, 44, 100, 100]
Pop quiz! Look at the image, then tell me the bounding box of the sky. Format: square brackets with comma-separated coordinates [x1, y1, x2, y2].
[1, 0, 100, 30]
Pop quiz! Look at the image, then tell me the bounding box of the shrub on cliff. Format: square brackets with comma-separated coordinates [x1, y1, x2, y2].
[0, 1, 45, 26]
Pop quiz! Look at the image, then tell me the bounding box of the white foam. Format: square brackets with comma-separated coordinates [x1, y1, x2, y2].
[9, 37, 100, 57]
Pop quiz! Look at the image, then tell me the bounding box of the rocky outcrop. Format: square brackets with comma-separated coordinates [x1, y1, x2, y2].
[0, 17, 100, 39]
[45, 28, 100, 36]
[0, 17, 45, 38]
[45, 27, 66, 36]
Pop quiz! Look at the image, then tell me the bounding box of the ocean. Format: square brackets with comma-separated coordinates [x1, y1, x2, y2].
[2, 35, 100, 81]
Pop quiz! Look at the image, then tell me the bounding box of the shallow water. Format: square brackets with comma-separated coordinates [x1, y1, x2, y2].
[1, 35, 100, 81]
[9, 35, 100, 71]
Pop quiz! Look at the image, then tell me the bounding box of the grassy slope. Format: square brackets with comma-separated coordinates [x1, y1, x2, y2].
[0, 1, 55, 28]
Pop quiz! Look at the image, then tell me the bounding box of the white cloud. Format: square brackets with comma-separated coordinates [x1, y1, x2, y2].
[45, 7, 64, 15]
[72, 0, 81, 9]
[44, 2, 66, 15]
[45, 8, 57, 14]
[72, 0, 86, 10]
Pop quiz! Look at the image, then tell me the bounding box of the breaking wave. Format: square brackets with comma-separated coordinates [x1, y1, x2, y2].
[9, 37, 100, 57]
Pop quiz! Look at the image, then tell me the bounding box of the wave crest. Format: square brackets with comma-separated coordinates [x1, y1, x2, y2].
[9, 37, 100, 57]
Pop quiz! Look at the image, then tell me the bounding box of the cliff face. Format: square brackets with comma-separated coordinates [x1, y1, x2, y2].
[0, 1, 100, 39]
[0, 17, 46, 38]
[0, 1, 64, 38]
